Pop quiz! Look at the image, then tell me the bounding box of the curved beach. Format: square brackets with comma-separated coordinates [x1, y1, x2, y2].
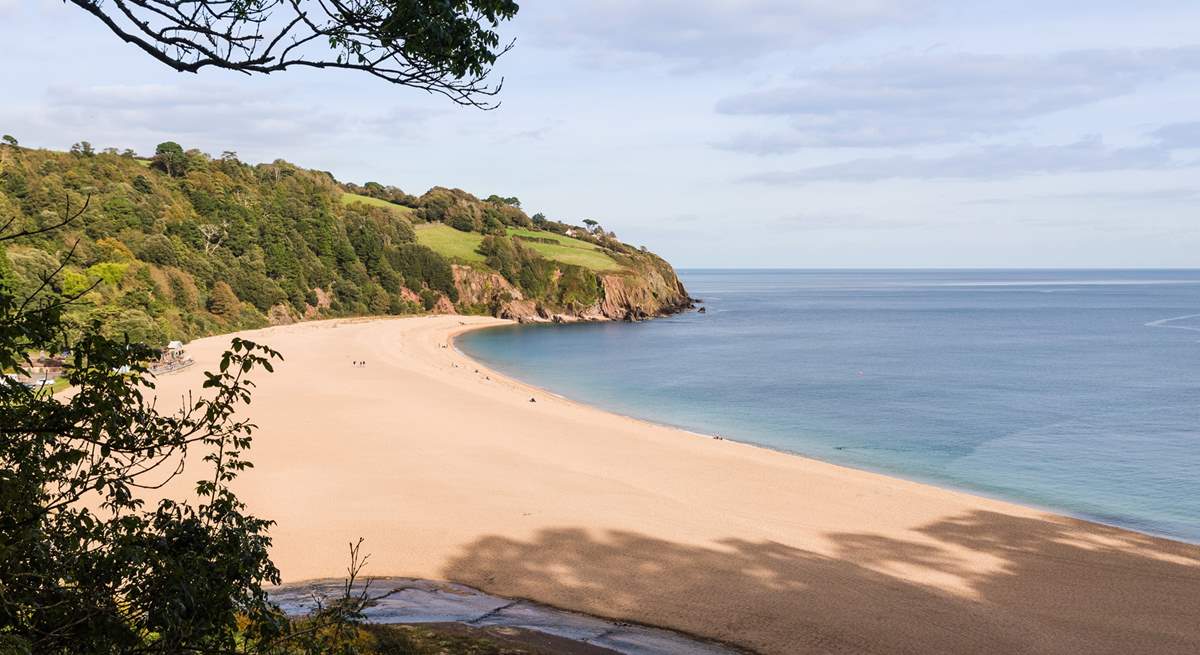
[150, 315, 1200, 655]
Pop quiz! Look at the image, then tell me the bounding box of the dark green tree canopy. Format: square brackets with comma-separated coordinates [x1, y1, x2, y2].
[67, 0, 520, 107]
[152, 141, 188, 177]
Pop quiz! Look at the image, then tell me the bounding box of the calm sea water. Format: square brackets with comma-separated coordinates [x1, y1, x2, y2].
[457, 270, 1200, 543]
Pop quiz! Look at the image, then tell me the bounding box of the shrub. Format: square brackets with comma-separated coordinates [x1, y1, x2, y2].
[138, 234, 178, 265]
[386, 243, 457, 302]
[86, 261, 129, 287]
[207, 280, 239, 315]
[558, 265, 600, 308]
[419, 288, 439, 310]
[446, 206, 478, 232]
[483, 215, 505, 235]
[0, 198, 370, 654]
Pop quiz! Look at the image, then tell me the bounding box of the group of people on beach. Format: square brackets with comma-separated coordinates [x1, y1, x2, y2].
[351, 360, 367, 367]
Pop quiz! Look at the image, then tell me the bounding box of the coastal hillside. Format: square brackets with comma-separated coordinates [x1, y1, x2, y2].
[0, 142, 690, 346]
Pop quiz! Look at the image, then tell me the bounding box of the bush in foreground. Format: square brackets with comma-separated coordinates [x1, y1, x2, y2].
[0, 201, 366, 653]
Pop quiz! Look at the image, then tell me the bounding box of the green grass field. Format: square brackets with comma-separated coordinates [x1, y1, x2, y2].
[340, 192, 415, 216]
[415, 223, 621, 271]
[506, 228, 621, 271]
[514, 237, 621, 270]
[507, 227, 600, 249]
[414, 223, 486, 263]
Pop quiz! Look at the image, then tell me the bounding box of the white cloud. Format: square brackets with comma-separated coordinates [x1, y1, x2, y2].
[4, 0, 1200, 266]
[741, 135, 1186, 185]
[717, 46, 1200, 151]
[0, 83, 445, 158]
[1152, 122, 1200, 148]
[34, 84, 338, 152]
[775, 212, 934, 231]
[532, 0, 931, 68]
[965, 188, 1200, 206]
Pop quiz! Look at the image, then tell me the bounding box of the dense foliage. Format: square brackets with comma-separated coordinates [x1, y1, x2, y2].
[0, 140, 687, 650]
[0, 142, 680, 347]
[0, 145, 463, 347]
[0, 205, 376, 652]
[477, 235, 600, 310]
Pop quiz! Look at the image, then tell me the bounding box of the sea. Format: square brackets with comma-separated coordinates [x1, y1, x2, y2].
[457, 270, 1200, 543]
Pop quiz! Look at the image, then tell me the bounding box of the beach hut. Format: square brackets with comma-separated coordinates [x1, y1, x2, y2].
[165, 340, 186, 363]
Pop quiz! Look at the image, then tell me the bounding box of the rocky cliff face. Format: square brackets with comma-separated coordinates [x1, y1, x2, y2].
[447, 256, 692, 324]
[452, 265, 523, 307]
[594, 256, 692, 321]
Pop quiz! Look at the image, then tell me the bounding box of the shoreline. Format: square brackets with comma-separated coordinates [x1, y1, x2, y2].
[449, 321, 1196, 546]
[147, 315, 1200, 655]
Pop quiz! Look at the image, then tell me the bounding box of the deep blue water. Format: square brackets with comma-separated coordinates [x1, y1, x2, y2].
[457, 270, 1200, 543]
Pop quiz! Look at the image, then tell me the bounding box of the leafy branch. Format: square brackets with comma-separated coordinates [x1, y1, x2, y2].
[66, 0, 519, 108]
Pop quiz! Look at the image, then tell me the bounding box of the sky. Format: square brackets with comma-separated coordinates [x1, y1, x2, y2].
[1, 1, 1198, 268]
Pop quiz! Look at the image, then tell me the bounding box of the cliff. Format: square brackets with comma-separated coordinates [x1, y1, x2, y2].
[450, 254, 691, 324]
[0, 143, 691, 347]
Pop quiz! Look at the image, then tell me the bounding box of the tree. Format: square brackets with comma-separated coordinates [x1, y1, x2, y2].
[199, 221, 228, 254]
[67, 0, 520, 108]
[2, 134, 17, 147]
[483, 215, 505, 235]
[207, 280, 240, 316]
[138, 234, 178, 265]
[419, 288, 439, 311]
[446, 205, 479, 232]
[486, 194, 520, 207]
[152, 141, 188, 177]
[70, 141, 95, 157]
[0, 204, 370, 652]
[582, 219, 599, 231]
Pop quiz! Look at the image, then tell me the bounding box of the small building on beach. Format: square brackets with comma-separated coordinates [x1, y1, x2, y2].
[153, 340, 194, 373]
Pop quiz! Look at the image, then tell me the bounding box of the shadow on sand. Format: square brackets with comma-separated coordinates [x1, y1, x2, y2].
[442, 510, 1200, 655]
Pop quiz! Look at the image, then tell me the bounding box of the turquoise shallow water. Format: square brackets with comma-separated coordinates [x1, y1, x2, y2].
[457, 270, 1200, 543]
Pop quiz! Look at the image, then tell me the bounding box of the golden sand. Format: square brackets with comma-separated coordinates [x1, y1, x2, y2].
[148, 316, 1200, 655]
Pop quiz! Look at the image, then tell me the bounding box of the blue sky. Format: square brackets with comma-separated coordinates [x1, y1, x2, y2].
[2, 1, 1198, 267]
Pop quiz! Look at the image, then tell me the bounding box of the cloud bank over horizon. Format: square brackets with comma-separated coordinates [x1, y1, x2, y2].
[1, 1, 1198, 267]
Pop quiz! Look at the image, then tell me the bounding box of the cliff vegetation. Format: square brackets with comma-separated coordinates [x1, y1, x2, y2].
[0, 140, 691, 347]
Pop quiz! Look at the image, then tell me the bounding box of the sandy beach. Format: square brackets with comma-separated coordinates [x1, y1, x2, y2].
[148, 315, 1200, 655]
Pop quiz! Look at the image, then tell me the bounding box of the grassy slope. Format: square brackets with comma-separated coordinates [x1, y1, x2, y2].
[508, 228, 621, 271]
[414, 223, 486, 263]
[507, 227, 601, 250]
[340, 192, 415, 216]
[416, 223, 620, 271]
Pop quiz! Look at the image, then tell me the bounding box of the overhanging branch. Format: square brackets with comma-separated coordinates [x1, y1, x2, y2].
[64, 0, 518, 108]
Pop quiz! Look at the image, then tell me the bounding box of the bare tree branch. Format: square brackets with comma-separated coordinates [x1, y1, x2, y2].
[0, 193, 91, 243]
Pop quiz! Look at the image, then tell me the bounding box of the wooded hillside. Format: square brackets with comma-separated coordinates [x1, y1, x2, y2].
[0, 141, 689, 347]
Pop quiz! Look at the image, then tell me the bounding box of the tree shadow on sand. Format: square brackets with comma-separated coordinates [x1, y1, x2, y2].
[441, 511, 1200, 655]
